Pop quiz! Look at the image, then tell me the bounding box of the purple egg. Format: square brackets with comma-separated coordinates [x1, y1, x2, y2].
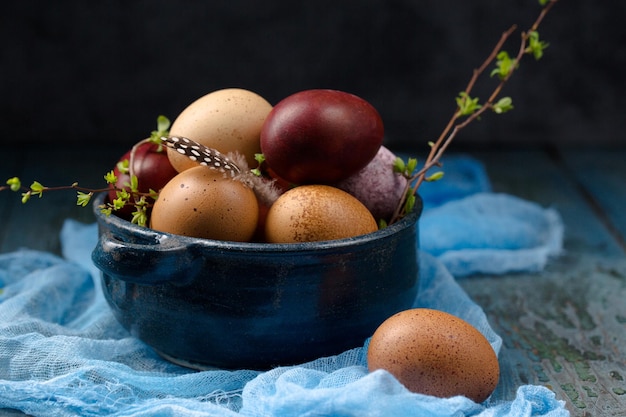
[335, 146, 407, 221]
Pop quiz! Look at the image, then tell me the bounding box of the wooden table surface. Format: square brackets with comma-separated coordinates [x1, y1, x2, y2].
[1, 143, 625, 416]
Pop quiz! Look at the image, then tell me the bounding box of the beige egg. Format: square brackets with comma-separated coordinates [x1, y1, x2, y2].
[150, 166, 259, 242]
[265, 184, 378, 243]
[168, 88, 273, 172]
[367, 308, 500, 403]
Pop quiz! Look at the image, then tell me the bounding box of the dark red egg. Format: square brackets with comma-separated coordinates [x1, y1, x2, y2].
[260, 89, 384, 184]
[108, 141, 178, 219]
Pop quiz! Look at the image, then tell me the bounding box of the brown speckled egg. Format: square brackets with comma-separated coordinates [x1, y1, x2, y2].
[265, 184, 378, 243]
[367, 308, 499, 403]
[150, 165, 259, 242]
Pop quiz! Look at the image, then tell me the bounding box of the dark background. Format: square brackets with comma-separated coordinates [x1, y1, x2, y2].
[1, 0, 624, 153]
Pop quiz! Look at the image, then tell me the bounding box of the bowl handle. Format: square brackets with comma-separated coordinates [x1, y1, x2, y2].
[91, 228, 201, 285]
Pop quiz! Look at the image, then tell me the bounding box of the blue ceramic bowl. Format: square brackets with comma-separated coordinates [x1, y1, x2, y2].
[92, 192, 421, 370]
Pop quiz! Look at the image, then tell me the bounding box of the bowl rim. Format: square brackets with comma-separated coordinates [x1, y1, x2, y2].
[93, 192, 421, 253]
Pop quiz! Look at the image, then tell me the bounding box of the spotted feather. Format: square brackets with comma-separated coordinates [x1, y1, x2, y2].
[159, 136, 241, 176]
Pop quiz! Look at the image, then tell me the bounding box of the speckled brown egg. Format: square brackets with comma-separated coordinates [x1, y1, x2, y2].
[265, 184, 378, 243]
[167, 88, 273, 172]
[367, 308, 499, 403]
[150, 165, 259, 242]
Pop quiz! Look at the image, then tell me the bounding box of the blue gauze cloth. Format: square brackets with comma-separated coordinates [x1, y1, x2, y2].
[0, 155, 569, 417]
[410, 154, 563, 277]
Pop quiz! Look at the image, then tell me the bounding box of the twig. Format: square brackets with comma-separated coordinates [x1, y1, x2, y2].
[389, 0, 559, 224]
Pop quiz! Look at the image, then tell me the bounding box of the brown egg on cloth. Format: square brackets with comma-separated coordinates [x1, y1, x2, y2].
[167, 88, 273, 172]
[367, 308, 499, 403]
[265, 184, 378, 243]
[150, 165, 259, 242]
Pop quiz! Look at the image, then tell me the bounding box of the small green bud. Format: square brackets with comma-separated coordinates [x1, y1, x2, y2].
[156, 115, 170, 134]
[76, 191, 92, 207]
[393, 157, 406, 174]
[115, 189, 130, 200]
[490, 51, 518, 80]
[492, 97, 514, 114]
[6, 177, 21, 192]
[104, 170, 118, 185]
[117, 160, 130, 175]
[129, 175, 139, 193]
[404, 191, 416, 214]
[30, 181, 45, 197]
[406, 158, 418, 175]
[131, 206, 148, 227]
[254, 153, 266, 164]
[112, 197, 126, 211]
[456, 92, 482, 116]
[150, 115, 171, 143]
[148, 189, 159, 201]
[525, 31, 549, 60]
[425, 171, 445, 182]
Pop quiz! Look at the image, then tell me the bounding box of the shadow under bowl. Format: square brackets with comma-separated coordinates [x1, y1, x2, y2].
[91, 192, 421, 370]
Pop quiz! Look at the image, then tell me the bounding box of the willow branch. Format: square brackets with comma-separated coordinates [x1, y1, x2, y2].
[389, 0, 559, 224]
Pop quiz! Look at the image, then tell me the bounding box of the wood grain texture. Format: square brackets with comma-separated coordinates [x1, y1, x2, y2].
[560, 149, 626, 248]
[460, 149, 626, 416]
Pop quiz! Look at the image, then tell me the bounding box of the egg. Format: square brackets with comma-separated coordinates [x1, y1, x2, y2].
[335, 146, 407, 222]
[167, 88, 273, 172]
[150, 165, 259, 242]
[265, 184, 378, 243]
[367, 308, 499, 403]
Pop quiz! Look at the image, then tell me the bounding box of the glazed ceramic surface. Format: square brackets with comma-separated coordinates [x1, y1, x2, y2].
[92, 193, 421, 370]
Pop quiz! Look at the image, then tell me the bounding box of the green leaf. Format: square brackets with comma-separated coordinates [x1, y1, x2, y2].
[112, 197, 127, 210]
[406, 158, 418, 175]
[131, 206, 148, 227]
[393, 157, 406, 174]
[150, 115, 171, 142]
[76, 191, 93, 207]
[147, 189, 159, 200]
[456, 92, 482, 116]
[99, 205, 113, 216]
[129, 175, 139, 193]
[539, 0, 550, 5]
[525, 30, 549, 60]
[425, 171, 445, 182]
[115, 189, 130, 201]
[156, 115, 170, 134]
[134, 195, 148, 207]
[378, 218, 388, 229]
[21, 191, 31, 204]
[104, 170, 118, 184]
[490, 51, 518, 80]
[116, 159, 130, 175]
[30, 181, 45, 197]
[254, 153, 266, 164]
[393, 157, 419, 177]
[404, 191, 416, 214]
[492, 97, 514, 114]
[6, 177, 21, 192]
